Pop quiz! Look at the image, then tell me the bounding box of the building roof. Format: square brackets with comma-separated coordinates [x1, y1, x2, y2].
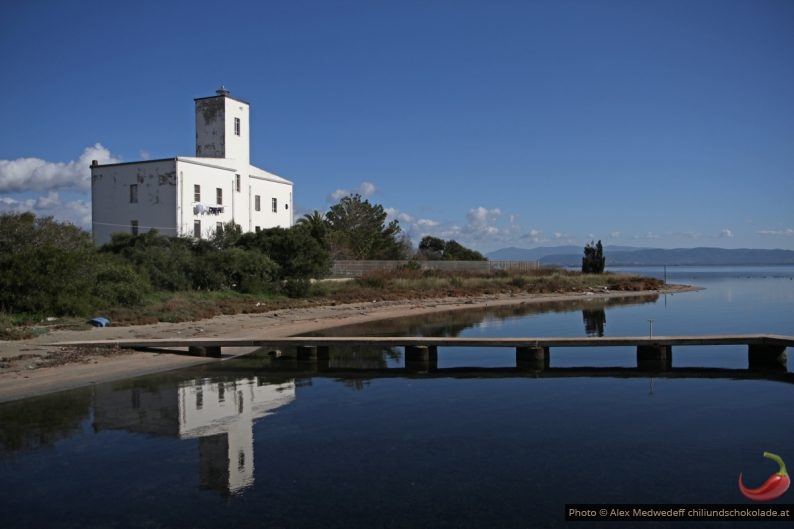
[177, 157, 293, 184]
[90, 156, 291, 185]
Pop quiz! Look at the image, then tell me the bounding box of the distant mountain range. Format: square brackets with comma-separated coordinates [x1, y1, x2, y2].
[487, 246, 794, 266]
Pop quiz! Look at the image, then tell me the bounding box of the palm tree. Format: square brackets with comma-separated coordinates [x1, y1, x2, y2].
[296, 210, 329, 249]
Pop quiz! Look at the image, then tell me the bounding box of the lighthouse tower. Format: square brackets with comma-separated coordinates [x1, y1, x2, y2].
[194, 86, 250, 166]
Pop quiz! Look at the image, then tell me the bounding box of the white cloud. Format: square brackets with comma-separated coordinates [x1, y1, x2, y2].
[416, 218, 439, 228]
[521, 229, 545, 243]
[553, 232, 575, 243]
[466, 206, 501, 227]
[609, 231, 621, 239]
[758, 228, 794, 237]
[326, 181, 377, 203]
[139, 149, 150, 160]
[0, 191, 91, 229]
[0, 143, 122, 192]
[719, 228, 734, 238]
[358, 181, 376, 197]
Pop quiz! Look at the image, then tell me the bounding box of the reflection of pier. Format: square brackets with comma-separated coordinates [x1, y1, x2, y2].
[248, 366, 794, 385]
[93, 377, 294, 495]
[63, 334, 793, 371]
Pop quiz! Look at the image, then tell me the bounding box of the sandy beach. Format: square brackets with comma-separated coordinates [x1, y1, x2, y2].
[0, 286, 694, 403]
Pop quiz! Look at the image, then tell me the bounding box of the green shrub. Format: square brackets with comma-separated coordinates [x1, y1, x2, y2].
[282, 278, 311, 298]
[90, 254, 151, 307]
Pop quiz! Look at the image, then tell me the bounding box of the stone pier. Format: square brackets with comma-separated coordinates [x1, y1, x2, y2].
[516, 346, 549, 371]
[188, 345, 222, 358]
[296, 345, 330, 361]
[748, 344, 788, 370]
[637, 344, 672, 371]
[405, 345, 438, 371]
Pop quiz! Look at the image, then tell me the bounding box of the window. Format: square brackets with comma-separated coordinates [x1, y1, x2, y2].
[194, 184, 200, 202]
[131, 220, 139, 235]
[271, 197, 277, 213]
[129, 184, 138, 203]
[255, 195, 261, 211]
[193, 220, 201, 238]
[235, 174, 240, 192]
[216, 222, 223, 233]
[255, 226, 260, 232]
[234, 117, 240, 136]
[216, 188, 223, 205]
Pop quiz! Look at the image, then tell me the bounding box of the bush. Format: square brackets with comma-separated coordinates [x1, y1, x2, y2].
[236, 227, 331, 280]
[102, 231, 195, 291]
[0, 213, 99, 315]
[282, 278, 311, 298]
[90, 254, 151, 308]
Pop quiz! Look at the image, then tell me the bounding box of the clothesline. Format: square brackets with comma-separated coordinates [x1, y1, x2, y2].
[193, 203, 225, 216]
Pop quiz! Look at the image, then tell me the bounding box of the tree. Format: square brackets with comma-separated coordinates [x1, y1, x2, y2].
[418, 236, 486, 261]
[325, 194, 407, 259]
[102, 230, 196, 291]
[209, 221, 242, 249]
[418, 236, 445, 259]
[0, 213, 150, 315]
[236, 226, 331, 280]
[296, 210, 330, 250]
[582, 240, 606, 273]
[442, 240, 487, 261]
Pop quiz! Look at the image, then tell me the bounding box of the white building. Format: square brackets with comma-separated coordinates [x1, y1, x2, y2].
[91, 87, 293, 245]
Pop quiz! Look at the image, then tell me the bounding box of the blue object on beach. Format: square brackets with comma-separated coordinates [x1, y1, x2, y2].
[88, 317, 110, 327]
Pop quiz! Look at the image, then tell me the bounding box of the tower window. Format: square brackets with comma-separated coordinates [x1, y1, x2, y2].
[271, 197, 277, 213]
[194, 185, 200, 202]
[131, 220, 139, 235]
[216, 188, 223, 205]
[255, 195, 261, 211]
[234, 117, 241, 136]
[235, 174, 240, 192]
[129, 184, 138, 203]
[193, 220, 201, 238]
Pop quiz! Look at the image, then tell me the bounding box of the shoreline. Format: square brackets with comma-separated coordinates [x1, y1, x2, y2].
[0, 285, 697, 403]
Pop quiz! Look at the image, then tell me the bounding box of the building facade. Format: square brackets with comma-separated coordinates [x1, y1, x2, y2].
[91, 88, 293, 245]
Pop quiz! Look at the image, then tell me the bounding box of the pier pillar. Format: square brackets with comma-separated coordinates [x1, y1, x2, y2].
[637, 345, 672, 371]
[748, 345, 787, 371]
[516, 346, 549, 371]
[297, 345, 331, 370]
[188, 345, 222, 358]
[405, 345, 438, 372]
[296, 345, 318, 361]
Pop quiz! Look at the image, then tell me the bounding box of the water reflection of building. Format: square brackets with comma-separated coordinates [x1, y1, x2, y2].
[93, 377, 295, 495]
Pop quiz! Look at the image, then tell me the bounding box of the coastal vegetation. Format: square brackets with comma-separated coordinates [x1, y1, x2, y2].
[0, 207, 662, 339]
[581, 240, 606, 273]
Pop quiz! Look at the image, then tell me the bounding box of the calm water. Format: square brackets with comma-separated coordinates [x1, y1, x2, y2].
[1, 266, 793, 528]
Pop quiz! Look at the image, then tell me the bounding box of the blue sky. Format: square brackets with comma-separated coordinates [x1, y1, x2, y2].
[1, 0, 792, 252]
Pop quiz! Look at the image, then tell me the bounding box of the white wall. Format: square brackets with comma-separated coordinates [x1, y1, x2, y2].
[176, 159, 238, 239]
[91, 159, 178, 245]
[248, 175, 293, 232]
[223, 96, 250, 165]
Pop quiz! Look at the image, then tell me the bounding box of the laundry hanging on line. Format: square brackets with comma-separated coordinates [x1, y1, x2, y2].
[193, 203, 224, 216]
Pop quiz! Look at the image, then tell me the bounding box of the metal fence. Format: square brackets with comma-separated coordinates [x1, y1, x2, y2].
[331, 260, 539, 278]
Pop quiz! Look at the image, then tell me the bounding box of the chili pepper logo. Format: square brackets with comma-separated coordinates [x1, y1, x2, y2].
[738, 452, 790, 502]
